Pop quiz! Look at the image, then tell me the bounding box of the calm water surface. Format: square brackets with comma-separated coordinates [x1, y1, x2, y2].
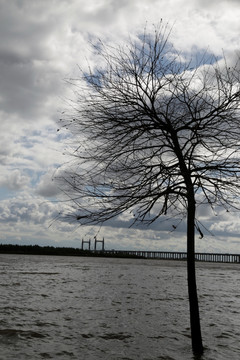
[0, 254, 239, 359]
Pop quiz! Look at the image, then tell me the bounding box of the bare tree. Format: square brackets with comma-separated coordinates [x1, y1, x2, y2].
[56, 23, 240, 354]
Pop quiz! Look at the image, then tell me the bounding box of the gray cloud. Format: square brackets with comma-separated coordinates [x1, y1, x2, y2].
[0, 1, 67, 121]
[35, 172, 61, 198]
[194, 0, 240, 7]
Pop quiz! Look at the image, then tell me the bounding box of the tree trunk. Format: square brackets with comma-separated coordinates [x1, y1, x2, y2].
[187, 195, 204, 354]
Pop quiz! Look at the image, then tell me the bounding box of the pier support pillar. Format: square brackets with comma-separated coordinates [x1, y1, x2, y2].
[94, 236, 105, 251]
[82, 239, 91, 250]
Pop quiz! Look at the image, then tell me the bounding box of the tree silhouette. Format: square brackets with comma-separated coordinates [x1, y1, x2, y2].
[57, 23, 240, 354]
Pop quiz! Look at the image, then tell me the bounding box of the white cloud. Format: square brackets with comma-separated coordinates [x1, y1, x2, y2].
[0, 169, 30, 191]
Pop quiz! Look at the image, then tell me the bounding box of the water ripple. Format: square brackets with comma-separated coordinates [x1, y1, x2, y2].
[0, 255, 239, 360]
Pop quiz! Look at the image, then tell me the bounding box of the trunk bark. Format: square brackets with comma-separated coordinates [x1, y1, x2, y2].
[187, 194, 204, 354]
[170, 129, 203, 354]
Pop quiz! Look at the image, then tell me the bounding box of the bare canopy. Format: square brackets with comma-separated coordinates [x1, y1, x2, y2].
[56, 23, 240, 354]
[58, 26, 240, 226]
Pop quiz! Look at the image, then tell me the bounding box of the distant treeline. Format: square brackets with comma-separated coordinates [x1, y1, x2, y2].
[0, 244, 140, 259]
[0, 244, 91, 256]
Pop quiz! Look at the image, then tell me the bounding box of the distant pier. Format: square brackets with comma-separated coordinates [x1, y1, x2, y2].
[93, 250, 240, 263]
[0, 244, 239, 262]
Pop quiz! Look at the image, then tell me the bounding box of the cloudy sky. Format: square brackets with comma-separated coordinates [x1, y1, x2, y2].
[0, 0, 240, 253]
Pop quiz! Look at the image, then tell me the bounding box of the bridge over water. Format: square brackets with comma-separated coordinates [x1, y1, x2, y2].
[93, 250, 240, 263]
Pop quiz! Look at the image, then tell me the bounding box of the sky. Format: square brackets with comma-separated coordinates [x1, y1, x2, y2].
[0, 0, 240, 253]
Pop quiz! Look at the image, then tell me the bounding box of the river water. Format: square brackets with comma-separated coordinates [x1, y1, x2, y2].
[0, 254, 239, 360]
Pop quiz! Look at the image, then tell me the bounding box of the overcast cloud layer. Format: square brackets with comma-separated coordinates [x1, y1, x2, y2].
[0, 0, 240, 252]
